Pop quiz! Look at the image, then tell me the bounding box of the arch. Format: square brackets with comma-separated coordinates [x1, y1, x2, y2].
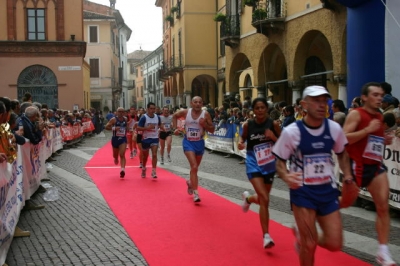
[229, 53, 251, 97]
[190, 74, 217, 105]
[17, 64, 59, 108]
[258, 43, 288, 102]
[293, 30, 333, 91]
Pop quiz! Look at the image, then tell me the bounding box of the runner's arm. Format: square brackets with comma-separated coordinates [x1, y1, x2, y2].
[105, 118, 116, 131]
[203, 112, 215, 134]
[238, 121, 248, 150]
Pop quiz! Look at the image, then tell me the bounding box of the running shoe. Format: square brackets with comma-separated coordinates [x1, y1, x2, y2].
[193, 193, 201, 203]
[160, 157, 164, 165]
[133, 149, 137, 157]
[241, 191, 251, 213]
[167, 154, 171, 162]
[186, 180, 193, 195]
[141, 168, 146, 178]
[114, 158, 118, 165]
[263, 233, 275, 249]
[292, 224, 301, 254]
[120, 170, 125, 178]
[376, 251, 397, 266]
[129, 151, 133, 159]
[152, 169, 157, 179]
[140, 162, 143, 168]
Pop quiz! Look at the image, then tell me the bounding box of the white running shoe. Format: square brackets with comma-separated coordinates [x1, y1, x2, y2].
[152, 169, 157, 179]
[139, 162, 143, 168]
[263, 233, 275, 249]
[376, 251, 397, 266]
[241, 191, 251, 213]
[292, 224, 301, 254]
[167, 154, 171, 162]
[160, 157, 164, 165]
[141, 168, 146, 178]
[186, 180, 193, 195]
[193, 193, 201, 203]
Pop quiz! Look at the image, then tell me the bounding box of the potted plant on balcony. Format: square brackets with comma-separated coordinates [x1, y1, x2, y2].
[213, 12, 226, 22]
[165, 15, 174, 23]
[252, 8, 268, 21]
[171, 6, 179, 13]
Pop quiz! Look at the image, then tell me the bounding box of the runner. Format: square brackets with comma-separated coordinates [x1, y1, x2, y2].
[127, 107, 138, 159]
[105, 107, 128, 178]
[159, 106, 173, 165]
[137, 103, 163, 178]
[342, 82, 396, 266]
[237, 97, 281, 249]
[172, 96, 215, 203]
[272, 85, 354, 266]
[136, 107, 145, 168]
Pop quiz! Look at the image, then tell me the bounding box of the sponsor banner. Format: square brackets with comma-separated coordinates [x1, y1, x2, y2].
[205, 123, 235, 153]
[82, 121, 95, 133]
[60, 125, 72, 141]
[233, 124, 246, 159]
[52, 128, 63, 152]
[383, 137, 400, 209]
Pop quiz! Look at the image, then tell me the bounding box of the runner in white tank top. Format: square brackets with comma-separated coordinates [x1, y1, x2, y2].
[172, 96, 215, 203]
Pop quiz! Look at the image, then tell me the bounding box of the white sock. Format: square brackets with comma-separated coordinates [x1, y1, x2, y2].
[193, 190, 198, 195]
[379, 244, 389, 254]
[121, 168, 125, 171]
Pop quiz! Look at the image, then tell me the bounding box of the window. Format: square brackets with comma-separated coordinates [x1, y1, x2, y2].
[89, 59, 100, 78]
[27, 9, 45, 40]
[89, 26, 98, 43]
[130, 64, 135, 74]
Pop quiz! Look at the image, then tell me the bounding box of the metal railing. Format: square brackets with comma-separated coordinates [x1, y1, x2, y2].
[252, 0, 286, 23]
[220, 14, 240, 38]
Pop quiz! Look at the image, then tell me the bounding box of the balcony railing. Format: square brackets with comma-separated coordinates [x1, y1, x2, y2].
[251, 0, 286, 36]
[220, 14, 240, 48]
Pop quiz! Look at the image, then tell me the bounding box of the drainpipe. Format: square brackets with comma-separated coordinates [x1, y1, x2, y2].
[215, 0, 219, 108]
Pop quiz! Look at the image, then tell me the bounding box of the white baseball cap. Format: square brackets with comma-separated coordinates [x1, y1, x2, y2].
[302, 85, 331, 99]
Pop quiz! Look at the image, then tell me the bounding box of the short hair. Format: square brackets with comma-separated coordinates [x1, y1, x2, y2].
[0, 101, 5, 114]
[380, 82, 392, 95]
[332, 99, 346, 112]
[32, 102, 42, 110]
[361, 82, 382, 96]
[11, 99, 19, 110]
[22, 92, 32, 102]
[285, 105, 294, 115]
[383, 112, 396, 128]
[25, 106, 39, 118]
[251, 97, 268, 110]
[0, 97, 11, 112]
[147, 102, 155, 108]
[278, 101, 287, 108]
[20, 102, 32, 114]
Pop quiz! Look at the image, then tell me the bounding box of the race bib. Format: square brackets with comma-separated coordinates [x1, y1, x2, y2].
[116, 127, 126, 137]
[164, 124, 171, 130]
[253, 142, 274, 166]
[187, 128, 201, 141]
[362, 135, 384, 161]
[303, 153, 333, 185]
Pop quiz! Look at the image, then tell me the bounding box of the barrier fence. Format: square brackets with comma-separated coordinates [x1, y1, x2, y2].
[0, 122, 95, 265]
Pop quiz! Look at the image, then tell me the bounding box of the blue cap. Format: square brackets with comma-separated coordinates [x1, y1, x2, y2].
[382, 94, 394, 104]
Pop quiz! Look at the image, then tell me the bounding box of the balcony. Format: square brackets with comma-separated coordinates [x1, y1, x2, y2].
[127, 80, 135, 90]
[251, 0, 286, 37]
[220, 14, 240, 48]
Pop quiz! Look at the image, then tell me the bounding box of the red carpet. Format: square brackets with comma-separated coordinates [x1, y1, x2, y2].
[85, 142, 370, 266]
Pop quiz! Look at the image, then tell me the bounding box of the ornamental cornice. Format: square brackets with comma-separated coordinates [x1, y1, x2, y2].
[0, 41, 86, 57]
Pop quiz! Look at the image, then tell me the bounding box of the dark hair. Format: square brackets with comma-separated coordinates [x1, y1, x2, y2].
[295, 98, 301, 106]
[285, 105, 294, 115]
[11, 100, 19, 111]
[0, 101, 5, 114]
[251, 97, 268, 110]
[9, 112, 18, 126]
[333, 99, 346, 112]
[383, 112, 396, 128]
[361, 82, 382, 96]
[22, 92, 32, 102]
[0, 97, 11, 112]
[393, 97, 399, 108]
[147, 102, 155, 108]
[278, 101, 287, 108]
[380, 82, 392, 95]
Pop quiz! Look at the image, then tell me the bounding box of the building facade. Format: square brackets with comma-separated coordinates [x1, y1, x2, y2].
[217, 0, 347, 106]
[156, 0, 218, 108]
[0, 0, 88, 110]
[142, 45, 164, 108]
[83, 0, 131, 113]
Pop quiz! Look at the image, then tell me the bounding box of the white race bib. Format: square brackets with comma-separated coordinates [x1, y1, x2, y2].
[187, 128, 201, 141]
[116, 127, 126, 137]
[253, 142, 274, 166]
[303, 153, 333, 185]
[362, 135, 384, 162]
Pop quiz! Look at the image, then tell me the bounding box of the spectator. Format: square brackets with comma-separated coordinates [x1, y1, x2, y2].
[281, 105, 296, 128]
[22, 92, 32, 102]
[332, 99, 347, 127]
[269, 103, 281, 121]
[382, 94, 395, 115]
[19, 106, 43, 145]
[11, 99, 20, 115]
[380, 82, 392, 96]
[242, 96, 252, 110]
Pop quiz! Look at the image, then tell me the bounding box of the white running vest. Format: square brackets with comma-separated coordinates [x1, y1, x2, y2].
[160, 115, 173, 131]
[185, 109, 205, 141]
[143, 114, 160, 139]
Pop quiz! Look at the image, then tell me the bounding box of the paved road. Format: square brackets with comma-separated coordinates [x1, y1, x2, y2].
[6, 131, 400, 265]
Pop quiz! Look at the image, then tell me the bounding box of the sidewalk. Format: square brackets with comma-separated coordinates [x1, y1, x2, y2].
[6, 132, 148, 266]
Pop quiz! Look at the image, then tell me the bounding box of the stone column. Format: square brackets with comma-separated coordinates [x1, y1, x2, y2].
[255, 86, 265, 98]
[335, 75, 348, 106]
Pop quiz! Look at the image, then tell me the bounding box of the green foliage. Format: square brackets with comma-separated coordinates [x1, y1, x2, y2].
[213, 13, 227, 22]
[171, 6, 179, 13]
[244, 0, 257, 7]
[165, 15, 174, 22]
[252, 8, 268, 21]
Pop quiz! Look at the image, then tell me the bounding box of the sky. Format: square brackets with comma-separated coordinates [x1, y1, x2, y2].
[88, 0, 162, 53]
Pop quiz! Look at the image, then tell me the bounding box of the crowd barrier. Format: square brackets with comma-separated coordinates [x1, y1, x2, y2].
[205, 122, 400, 210]
[0, 121, 95, 265]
